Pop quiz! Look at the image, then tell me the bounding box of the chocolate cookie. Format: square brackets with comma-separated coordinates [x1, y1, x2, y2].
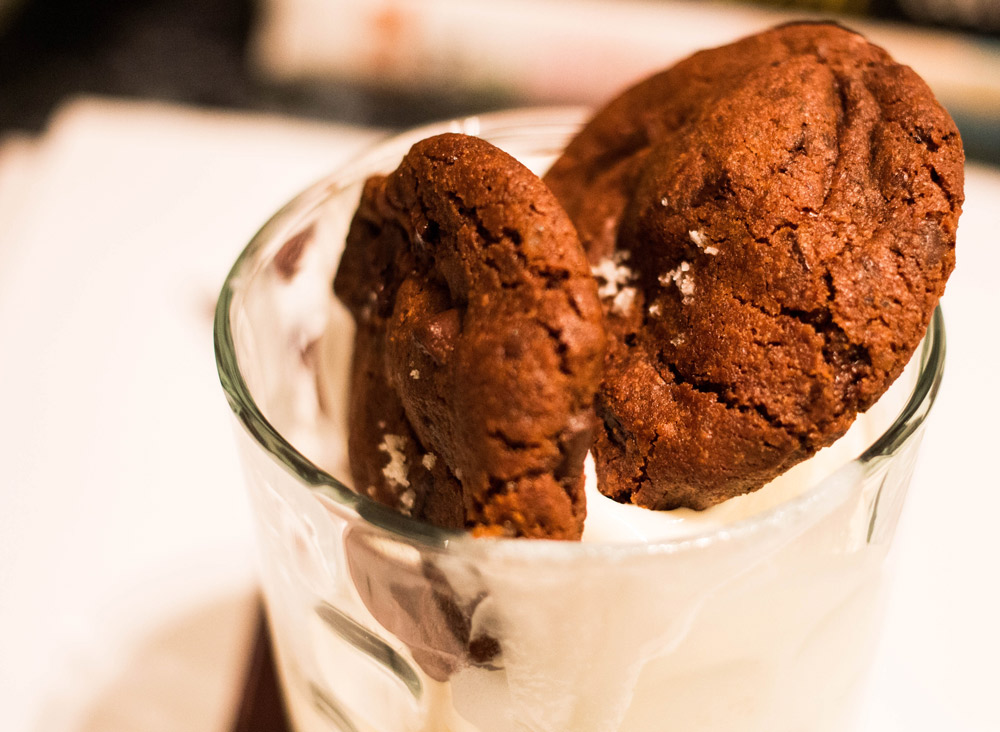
[545, 23, 963, 509]
[341, 321, 466, 529]
[334, 133, 605, 538]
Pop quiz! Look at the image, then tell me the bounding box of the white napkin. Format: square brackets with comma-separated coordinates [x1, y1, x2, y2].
[0, 97, 379, 732]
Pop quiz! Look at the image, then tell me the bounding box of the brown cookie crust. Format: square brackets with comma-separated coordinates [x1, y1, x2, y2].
[342, 322, 466, 529]
[546, 23, 963, 509]
[335, 133, 605, 538]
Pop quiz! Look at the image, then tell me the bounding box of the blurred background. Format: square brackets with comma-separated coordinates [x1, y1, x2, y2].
[1, 0, 998, 159]
[1, 2, 998, 732]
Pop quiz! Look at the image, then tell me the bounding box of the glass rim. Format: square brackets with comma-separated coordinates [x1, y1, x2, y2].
[214, 107, 947, 560]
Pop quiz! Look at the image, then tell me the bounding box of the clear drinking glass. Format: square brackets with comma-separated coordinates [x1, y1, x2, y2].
[214, 108, 946, 732]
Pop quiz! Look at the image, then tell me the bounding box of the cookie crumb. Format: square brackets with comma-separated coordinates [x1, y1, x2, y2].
[592, 252, 634, 299]
[422, 453, 437, 470]
[399, 488, 416, 515]
[659, 261, 695, 303]
[648, 302, 662, 316]
[410, 369, 420, 380]
[689, 230, 719, 255]
[670, 334, 686, 346]
[611, 286, 637, 315]
[378, 434, 410, 488]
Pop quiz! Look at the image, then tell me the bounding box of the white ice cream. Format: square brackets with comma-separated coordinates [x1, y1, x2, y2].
[580, 396, 884, 543]
[242, 259, 919, 732]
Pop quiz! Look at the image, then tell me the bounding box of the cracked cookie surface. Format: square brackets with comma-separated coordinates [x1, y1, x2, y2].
[334, 133, 605, 539]
[545, 23, 964, 509]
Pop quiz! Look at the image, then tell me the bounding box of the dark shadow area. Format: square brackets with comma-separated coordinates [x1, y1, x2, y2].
[0, 0, 517, 133]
